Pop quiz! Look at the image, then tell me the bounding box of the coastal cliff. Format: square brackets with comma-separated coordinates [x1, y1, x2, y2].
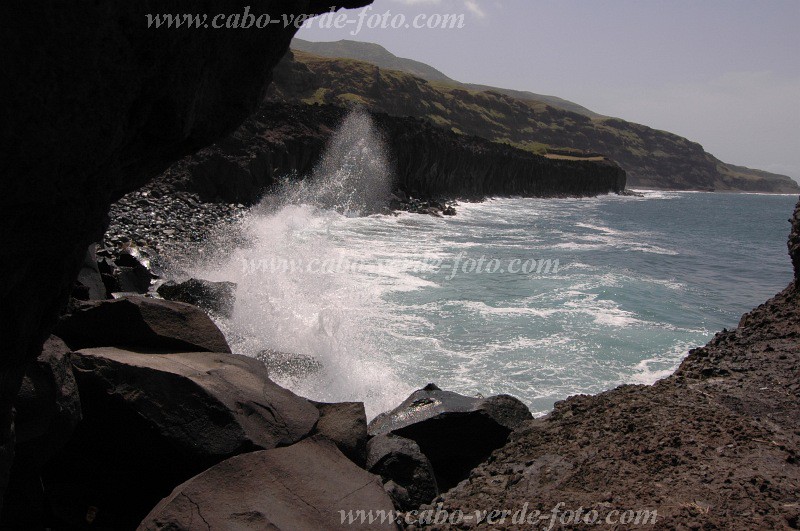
[270, 47, 800, 194]
[0, 0, 371, 507]
[155, 103, 626, 206]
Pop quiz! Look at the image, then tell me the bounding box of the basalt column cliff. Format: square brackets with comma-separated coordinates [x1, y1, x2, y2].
[0, 0, 371, 506]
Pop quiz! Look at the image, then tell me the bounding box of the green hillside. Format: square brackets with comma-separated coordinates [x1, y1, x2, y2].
[271, 45, 799, 194]
[291, 38, 604, 119]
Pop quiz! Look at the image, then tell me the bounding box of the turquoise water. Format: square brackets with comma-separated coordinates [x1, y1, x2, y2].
[371, 191, 798, 415]
[196, 190, 798, 417]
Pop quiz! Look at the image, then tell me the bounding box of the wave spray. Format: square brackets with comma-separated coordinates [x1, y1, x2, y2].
[185, 108, 412, 417]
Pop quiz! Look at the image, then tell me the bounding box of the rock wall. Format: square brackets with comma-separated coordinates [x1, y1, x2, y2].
[380, 114, 627, 199]
[0, 0, 371, 507]
[156, 103, 626, 204]
[791, 199, 800, 285]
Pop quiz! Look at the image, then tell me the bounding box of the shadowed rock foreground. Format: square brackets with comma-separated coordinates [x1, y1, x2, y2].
[0, 0, 371, 508]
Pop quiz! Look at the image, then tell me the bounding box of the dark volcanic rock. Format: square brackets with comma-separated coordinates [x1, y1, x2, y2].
[139, 436, 396, 530]
[366, 434, 438, 511]
[44, 347, 319, 528]
[105, 189, 248, 257]
[1, 337, 81, 528]
[157, 278, 237, 318]
[13, 337, 81, 453]
[312, 401, 369, 467]
[113, 249, 156, 294]
[790, 198, 800, 284]
[55, 296, 231, 353]
[155, 103, 626, 209]
[0, 0, 371, 507]
[75, 245, 107, 301]
[368, 384, 532, 491]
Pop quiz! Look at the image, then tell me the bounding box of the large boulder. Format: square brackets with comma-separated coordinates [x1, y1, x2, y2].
[157, 278, 237, 318]
[366, 434, 438, 511]
[0, 337, 81, 528]
[139, 436, 397, 530]
[54, 296, 230, 353]
[312, 401, 368, 467]
[369, 384, 532, 490]
[42, 348, 319, 528]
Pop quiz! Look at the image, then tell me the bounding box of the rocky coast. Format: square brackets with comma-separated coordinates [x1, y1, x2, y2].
[2, 1, 798, 529]
[3, 131, 798, 528]
[3, 191, 798, 528]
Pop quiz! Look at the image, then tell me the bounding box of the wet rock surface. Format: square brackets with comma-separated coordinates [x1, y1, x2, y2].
[257, 349, 324, 380]
[139, 436, 396, 530]
[104, 189, 248, 259]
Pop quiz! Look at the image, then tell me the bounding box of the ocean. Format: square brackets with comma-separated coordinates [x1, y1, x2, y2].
[180, 111, 798, 418]
[186, 190, 796, 418]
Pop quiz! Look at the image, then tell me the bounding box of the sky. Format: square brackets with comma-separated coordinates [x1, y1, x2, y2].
[298, 0, 800, 182]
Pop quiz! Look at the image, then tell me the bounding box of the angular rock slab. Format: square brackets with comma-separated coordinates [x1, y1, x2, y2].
[55, 296, 231, 353]
[43, 348, 318, 529]
[73, 348, 319, 454]
[139, 436, 397, 530]
[366, 434, 438, 511]
[368, 384, 532, 491]
[312, 401, 368, 467]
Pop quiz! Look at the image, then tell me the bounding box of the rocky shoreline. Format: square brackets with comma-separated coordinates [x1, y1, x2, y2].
[2, 292, 536, 528]
[97, 99, 624, 276]
[5, 182, 798, 529]
[37, 102, 800, 528]
[2, 3, 797, 528]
